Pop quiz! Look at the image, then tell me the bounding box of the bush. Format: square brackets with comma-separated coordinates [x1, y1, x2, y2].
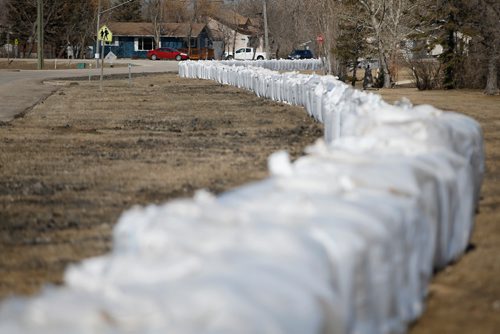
[409, 58, 443, 90]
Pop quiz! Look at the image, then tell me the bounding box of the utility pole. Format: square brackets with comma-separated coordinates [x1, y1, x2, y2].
[263, 0, 269, 59]
[37, 0, 44, 70]
[95, 0, 101, 69]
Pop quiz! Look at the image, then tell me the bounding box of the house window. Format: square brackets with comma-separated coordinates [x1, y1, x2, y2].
[135, 37, 154, 51]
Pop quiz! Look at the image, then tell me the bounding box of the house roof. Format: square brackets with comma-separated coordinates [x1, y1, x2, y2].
[107, 22, 207, 38]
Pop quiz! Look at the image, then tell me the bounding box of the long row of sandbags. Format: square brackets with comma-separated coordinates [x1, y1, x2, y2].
[179, 60, 484, 204]
[214, 59, 323, 72]
[0, 60, 484, 334]
[180, 61, 354, 141]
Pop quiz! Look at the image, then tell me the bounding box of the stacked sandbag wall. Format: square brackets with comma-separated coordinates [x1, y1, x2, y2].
[0, 60, 484, 334]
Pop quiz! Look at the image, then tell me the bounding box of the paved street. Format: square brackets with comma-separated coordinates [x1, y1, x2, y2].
[0, 59, 179, 122]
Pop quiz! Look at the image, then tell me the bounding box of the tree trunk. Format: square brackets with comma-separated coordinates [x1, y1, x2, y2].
[351, 57, 358, 87]
[232, 29, 236, 56]
[442, 27, 456, 89]
[382, 55, 391, 88]
[155, 20, 161, 49]
[324, 30, 333, 74]
[485, 43, 499, 95]
[324, 47, 332, 75]
[371, 15, 391, 88]
[188, 24, 193, 56]
[334, 55, 346, 81]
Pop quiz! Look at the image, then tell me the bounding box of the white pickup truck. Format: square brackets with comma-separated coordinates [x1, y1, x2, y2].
[224, 47, 267, 60]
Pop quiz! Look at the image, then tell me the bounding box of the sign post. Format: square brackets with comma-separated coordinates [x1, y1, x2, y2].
[100, 39, 105, 91]
[95, 0, 101, 69]
[128, 63, 132, 87]
[317, 34, 326, 73]
[95, 0, 134, 68]
[14, 38, 18, 58]
[98, 25, 113, 91]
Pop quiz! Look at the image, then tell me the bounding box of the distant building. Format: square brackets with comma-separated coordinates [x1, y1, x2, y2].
[400, 32, 471, 61]
[103, 22, 212, 59]
[207, 10, 263, 60]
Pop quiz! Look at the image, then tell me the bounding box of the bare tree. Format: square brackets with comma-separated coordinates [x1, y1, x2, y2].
[384, 0, 424, 84]
[6, 0, 93, 58]
[60, 0, 96, 58]
[484, 35, 499, 95]
[335, 2, 370, 85]
[6, 0, 42, 57]
[192, 0, 218, 22]
[356, 0, 393, 87]
[112, 0, 143, 22]
[307, 0, 343, 75]
[475, 0, 499, 95]
[416, 0, 498, 93]
[238, 0, 314, 59]
[0, 0, 7, 25]
[144, 0, 166, 48]
[162, 0, 189, 22]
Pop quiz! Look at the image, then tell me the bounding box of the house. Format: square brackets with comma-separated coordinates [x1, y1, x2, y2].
[400, 31, 472, 61]
[207, 10, 264, 60]
[101, 22, 213, 59]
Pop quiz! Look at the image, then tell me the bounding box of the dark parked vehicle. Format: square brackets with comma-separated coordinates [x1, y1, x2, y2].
[147, 48, 189, 61]
[287, 49, 314, 60]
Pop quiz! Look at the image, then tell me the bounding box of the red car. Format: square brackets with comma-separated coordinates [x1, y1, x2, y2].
[147, 48, 189, 61]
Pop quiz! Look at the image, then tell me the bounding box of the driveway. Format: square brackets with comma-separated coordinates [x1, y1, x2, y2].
[0, 59, 179, 122]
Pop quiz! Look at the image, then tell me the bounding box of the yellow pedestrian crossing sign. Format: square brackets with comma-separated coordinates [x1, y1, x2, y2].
[98, 25, 113, 43]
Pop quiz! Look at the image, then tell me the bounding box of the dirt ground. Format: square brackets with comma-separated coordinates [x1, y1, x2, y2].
[378, 88, 500, 334]
[0, 73, 322, 298]
[0, 72, 499, 333]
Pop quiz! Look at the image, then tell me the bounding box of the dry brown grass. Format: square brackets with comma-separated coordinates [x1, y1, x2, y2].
[0, 73, 322, 299]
